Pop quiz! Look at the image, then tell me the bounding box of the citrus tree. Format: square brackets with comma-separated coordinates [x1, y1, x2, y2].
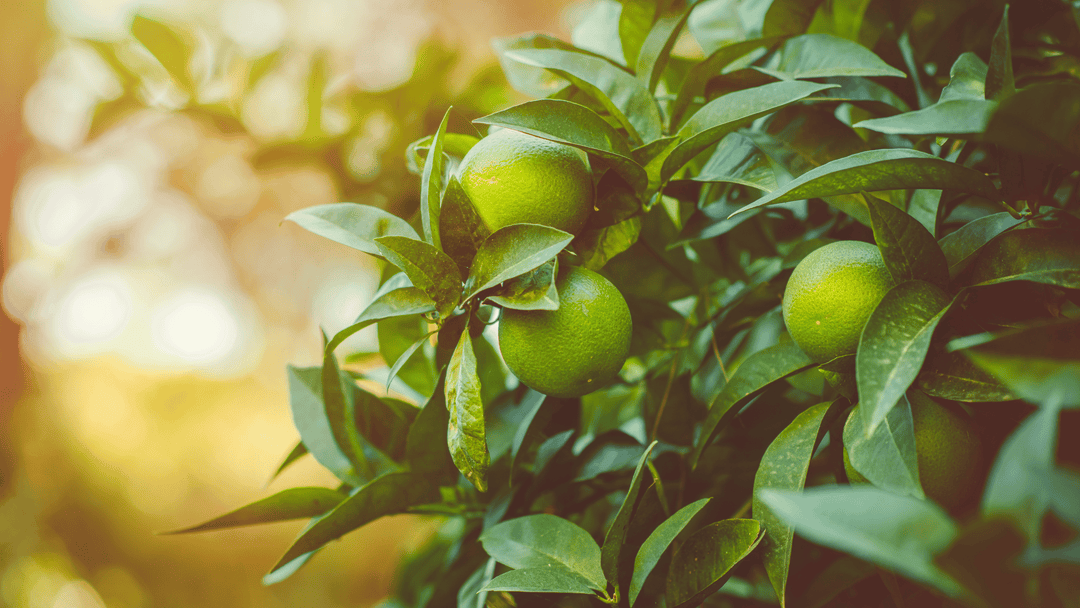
[163, 1, 1080, 606]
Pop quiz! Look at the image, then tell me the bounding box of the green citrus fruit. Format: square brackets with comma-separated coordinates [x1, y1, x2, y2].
[782, 240, 893, 362]
[457, 128, 594, 235]
[843, 392, 983, 512]
[498, 266, 632, 398]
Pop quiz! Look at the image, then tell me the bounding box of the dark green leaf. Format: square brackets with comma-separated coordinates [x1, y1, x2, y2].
[385, 330, 437, 393]
[619, 0, 657, 69]
[965, 228, 1080, 289]
[629, 498, 711, 606]
[763, 0, 826, 37]
[916, 349, 1017, 402]
[475, 99, 647, 193]
[601, 441, 658, 585]
[324, 285, 434, 355]
[867, 195, 950, 289]
[636, 10, 690, 94]
[753, 401, 831, 606]
[505, 48, 662, 144]
[982, 82, 1080, 168]
[731, 149, 999, 220]
[816, 76, 911, 116]
[487, 259, 559, 311]
[480, 513, 606, 591]
[508, 389, 548, 474]
[163, 487, 346, 534]
[575, 216, 642, 271]
[670, 37, 787, 130]
[690, 340, 815, 468]
[981, 406, 1059, 541]
[322, 346, 375, 481]
[856, 281, 953, 437]
[985, 6, 1014, 101]
[269, 441, 308, 483]
[938, 212, 1025, 278]
[261, 516, 325, 585]
[374, 236, 462, 320]
[131, 15, 192, 91]
[855, 100, 996, 135]
[757, 34, 906, 79]
[285, 203, 419, 257]
[479, 566, 596, 595]
[843, 397, 923, 499]
[287, 365, 360, 485]
[658, 81, 840, 186]
[459, 558, 497, 608]
[445, 325, 488, 491]
[690, 132, 780, 192]
[464, 224, 573, 301]
[955, 319, 1080, 408]
[405, 374, 457, 482]
[757, 487, 960, 595]
[439, 176, 491, 276]
[420, 108, 451, 249]
[666, 519, 764, 608]
[268, 472, 440, 574]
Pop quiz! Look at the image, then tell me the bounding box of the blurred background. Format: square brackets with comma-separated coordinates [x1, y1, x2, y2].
[0, 1, 596, 606]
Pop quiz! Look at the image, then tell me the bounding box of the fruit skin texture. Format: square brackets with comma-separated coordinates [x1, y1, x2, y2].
[457, 128, 594, 235]
[844, 391, 983, 512]
[498, 266, 632, 398]
[782, 240, 893, 362]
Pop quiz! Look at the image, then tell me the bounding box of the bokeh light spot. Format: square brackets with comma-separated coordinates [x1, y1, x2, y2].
[151, 289, 239, 364]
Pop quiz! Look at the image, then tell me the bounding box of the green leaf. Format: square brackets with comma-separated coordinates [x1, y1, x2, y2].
[985, 6, 1014, 100]
[940, 53, 988, 102]
[420, 108, 451, 249]
[505, 48, 662, 144]
[955, 319, 1080, 408]
[635, 9, 691, 94]
[981, 406, 1059, 542]
[730, 149, 999, 220]
[439, 176, 491, 276]
[816, 76, 911, 116]
[479, 566, 597, 595]
[658, 81, 840, 186]
[261, 516, 325, 585]
[268, 472, 440, 575]
[619, 0, 657, 69]
[269, 441, 308, 483]
[480, 513, 606, 591]
[287, 365, 360, 485]
[856, 99, 997, 135]
[916, 349, 1017, 403]
[445, 325, 488, 491]
[321, 345, 375, 481]
[867, 195, 950, 289]
[575, 216, 642, 271]
[475, 99, 647, 194]
[285, 203, 420, 257]
[763, 0, 826, 37]
[601, 441, 657, 586]
[757, 34, 905, 79]
[753, 401, 832, 607]
[508, 389, 548, 474]
[491, 33, 581, 98]
[757, 487, 961, 595]
[405, 374, 457, 482]
[131, 15, 193, 92]
[459, 558, 497, 608]
[856, 281, 952, 437]
[487, 259, 559, 311]
[690, 132, 780, 192]
[325, 285, 434, 355]
[629, 498, 711, 606]
[385, 330, 437, 393]
[162, 487, 346, 534]
[665, 519, 764, 608]
[690, 340, 815, 468]
[844, 397, 924, 499]
[464, 224, 573, 301]
[965, 228, 1080, 289]
[982, 82, 1080, 168]
[938, 212, 1025, 278]
[405, 132, 479, 175]
[670, 37, 787, 130]
[374, 236, 462, 320]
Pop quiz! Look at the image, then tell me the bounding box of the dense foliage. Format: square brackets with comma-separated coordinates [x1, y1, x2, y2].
[148, 1, 1080, 606]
